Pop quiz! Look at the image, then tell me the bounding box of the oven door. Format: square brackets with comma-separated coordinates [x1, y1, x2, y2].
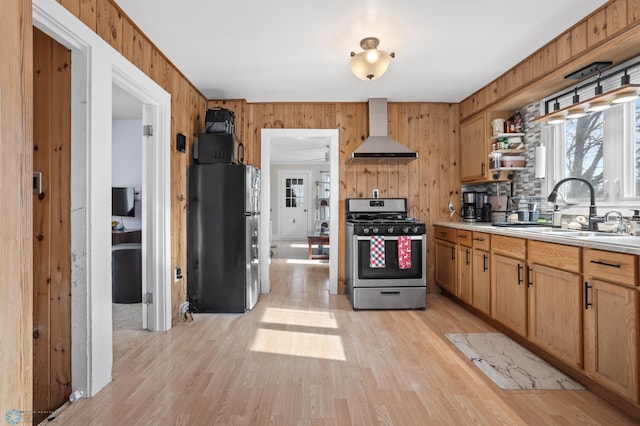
[354, 235, 424, 284]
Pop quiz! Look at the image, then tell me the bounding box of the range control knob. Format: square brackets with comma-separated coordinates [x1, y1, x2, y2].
[402, 227, 410, 233]
[372, 227, 379, 234]
[387, 227, 394, 233]
[363, 227, 370, 234]
[412, 227, 419, 234]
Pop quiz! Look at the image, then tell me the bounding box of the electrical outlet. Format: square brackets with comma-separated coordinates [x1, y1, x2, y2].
[175, 267, 183, 282]
[448, 201, 455, 212]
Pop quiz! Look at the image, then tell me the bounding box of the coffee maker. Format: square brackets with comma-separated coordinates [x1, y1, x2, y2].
[462, 192, 476, 222]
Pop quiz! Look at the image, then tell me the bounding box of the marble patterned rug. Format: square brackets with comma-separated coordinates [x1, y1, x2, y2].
[446, 333, 584, 390]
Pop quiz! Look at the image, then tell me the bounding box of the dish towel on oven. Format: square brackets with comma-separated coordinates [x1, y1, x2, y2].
[398, 235, 412, 269]
[369, 236, 385, 268]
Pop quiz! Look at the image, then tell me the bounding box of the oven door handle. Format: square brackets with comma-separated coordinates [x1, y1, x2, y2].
[356, 235, 423, 241]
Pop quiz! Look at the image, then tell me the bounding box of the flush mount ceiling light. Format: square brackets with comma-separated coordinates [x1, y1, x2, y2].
[350, 37, 395, 80]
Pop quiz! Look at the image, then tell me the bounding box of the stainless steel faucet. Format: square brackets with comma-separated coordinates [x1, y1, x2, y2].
[604, 210, 628, 234]
[547, 177, 599, 231]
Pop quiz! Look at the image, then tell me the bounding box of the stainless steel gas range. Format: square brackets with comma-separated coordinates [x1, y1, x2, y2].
[344, 198, 426, 310]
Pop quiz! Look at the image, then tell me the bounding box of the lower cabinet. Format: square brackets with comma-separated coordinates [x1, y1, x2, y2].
[435, 239, 456, 294]
[527, 240, 583, 368]
[457, 230, 473, 304]
[491, 253, 527, 336]
[472, 248, 490, 315]
[584, 277, 639, 402]
[457, 245, 473, 303]
[528, 264, 583, 368]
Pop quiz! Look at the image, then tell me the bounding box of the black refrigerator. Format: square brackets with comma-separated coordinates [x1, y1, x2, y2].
[187, 163, 260, 313]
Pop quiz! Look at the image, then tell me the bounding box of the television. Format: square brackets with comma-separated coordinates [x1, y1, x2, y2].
[112, 187, 136, 217]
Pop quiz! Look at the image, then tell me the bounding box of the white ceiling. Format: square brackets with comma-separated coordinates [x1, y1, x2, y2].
[111, 0, 608, 163]
[113, 0, 607, 103]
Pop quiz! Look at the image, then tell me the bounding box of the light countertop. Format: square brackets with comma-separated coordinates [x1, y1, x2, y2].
[433, 221, 640, 256]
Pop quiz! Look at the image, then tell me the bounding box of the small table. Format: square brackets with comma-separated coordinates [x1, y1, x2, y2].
[307, 234, 330, 259]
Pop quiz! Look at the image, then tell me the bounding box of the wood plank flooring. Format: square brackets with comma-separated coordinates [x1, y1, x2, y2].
[54, 242, 637, 425]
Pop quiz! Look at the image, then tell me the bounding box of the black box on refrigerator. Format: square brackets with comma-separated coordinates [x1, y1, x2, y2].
[194, 133, 235, 164]
[205, 108, 235, 135]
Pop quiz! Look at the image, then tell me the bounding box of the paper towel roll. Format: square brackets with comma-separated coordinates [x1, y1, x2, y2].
[535, 145, 546, 179]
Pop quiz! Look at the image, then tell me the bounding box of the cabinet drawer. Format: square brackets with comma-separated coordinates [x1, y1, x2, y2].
[472, 232, 491, 251]
[528, 240, 581, 274]
[492, 235, 526, 259]
[584, 248, 637, 287]
[457, 229, 473, 247]
[434, 226, 456, 243]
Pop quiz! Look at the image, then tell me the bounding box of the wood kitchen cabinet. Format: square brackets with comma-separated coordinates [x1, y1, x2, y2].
[460, 114, 488, 182]
[457, 230, 473, 304]
[584, 248, 640, 403]
[491, 235, 527, 336]
[435, 226, 457, 294]
[472, 232, 491, 315]
[460, 111, 509, 183]
[528, 241, 583, 368]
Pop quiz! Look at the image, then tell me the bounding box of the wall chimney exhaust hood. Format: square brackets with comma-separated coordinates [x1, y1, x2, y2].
[347, 98, 418, 164]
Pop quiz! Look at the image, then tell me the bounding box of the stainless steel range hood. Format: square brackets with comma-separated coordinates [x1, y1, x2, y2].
[347, 98, 418, 164]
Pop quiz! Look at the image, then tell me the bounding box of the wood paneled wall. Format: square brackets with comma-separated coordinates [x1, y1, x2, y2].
[0, 0, 33, 418]
[32, 28, 72, 424]
[56, 0, 208, 323]
[208, 100, 461, 293]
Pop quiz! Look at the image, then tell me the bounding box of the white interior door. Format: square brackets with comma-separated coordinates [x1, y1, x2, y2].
[280, 171, 310, 239]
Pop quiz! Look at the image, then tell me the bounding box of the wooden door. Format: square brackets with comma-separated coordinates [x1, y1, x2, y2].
[491, 254, 527, 336]
[528, 264, 583, 368]
[457, 245, 473, 304]
[472, 249, 491, 315]
[584, 278, 639, 402]
[435, 239, 456, 293]
[32, 28, 72, 424]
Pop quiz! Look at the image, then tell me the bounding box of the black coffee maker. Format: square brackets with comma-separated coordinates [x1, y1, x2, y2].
[475, 192, 493, 222]
[462, 192, 476, 222]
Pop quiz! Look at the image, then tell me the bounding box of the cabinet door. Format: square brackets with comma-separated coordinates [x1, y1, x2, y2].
[460, 114, 488, 182]
[435, 240, 456, 294]
[457, 245, 473, 303]
[528, 264, 583, 368]
[491, 254, 527, 336]
[584, 278, 639, 402]
[472, 249, 491, 315]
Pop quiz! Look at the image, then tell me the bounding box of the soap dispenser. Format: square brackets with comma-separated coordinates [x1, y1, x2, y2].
[630, 209, 640, 236]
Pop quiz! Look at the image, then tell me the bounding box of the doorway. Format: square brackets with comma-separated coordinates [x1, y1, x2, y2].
[260, 129, 339, 295]
[33, 1, 172, 397]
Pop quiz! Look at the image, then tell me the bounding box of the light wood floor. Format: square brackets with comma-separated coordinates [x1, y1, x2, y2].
[55, 245, 637, 425]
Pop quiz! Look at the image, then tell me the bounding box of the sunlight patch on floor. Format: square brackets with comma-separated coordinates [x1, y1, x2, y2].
[261, 307, 337, 328]
[251, 328, 346, 361]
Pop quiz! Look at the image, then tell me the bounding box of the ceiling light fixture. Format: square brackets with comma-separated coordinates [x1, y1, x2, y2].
[350, 37, 395, 80]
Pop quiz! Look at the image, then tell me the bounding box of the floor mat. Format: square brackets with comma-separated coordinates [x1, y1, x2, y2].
[446, 333, 584, 390]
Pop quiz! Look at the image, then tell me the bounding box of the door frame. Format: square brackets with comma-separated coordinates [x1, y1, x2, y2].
[260, 129, 339, 295]
[33, 0, 172, 397]
[277, 170, 311, 240]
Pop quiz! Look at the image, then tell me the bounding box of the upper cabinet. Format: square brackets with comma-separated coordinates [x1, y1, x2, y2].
[460, 114, 488, 182]
[460, 111, 523, 183]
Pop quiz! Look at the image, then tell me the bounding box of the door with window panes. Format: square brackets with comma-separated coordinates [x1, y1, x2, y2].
[280, 172, 309, 239]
